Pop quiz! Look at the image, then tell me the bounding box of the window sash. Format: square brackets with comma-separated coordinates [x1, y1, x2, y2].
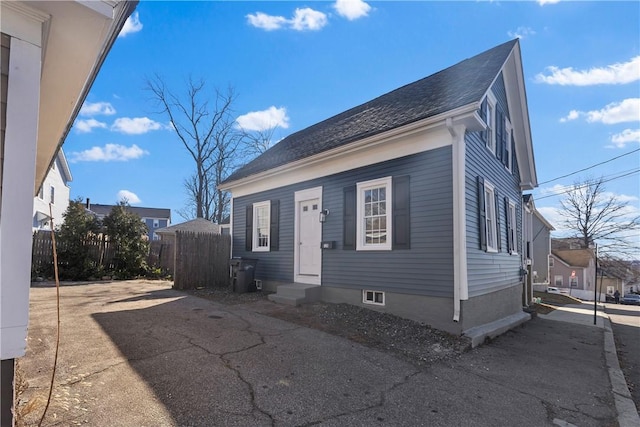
[484, 184, 497, 252]
[253, 201, 270, 251]
[484, 93, 497, 155]
[508, 201, 517, 254]
[357, 177, 392, 250]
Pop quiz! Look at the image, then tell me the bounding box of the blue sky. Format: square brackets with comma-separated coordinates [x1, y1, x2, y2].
[65, 0, 639, 247]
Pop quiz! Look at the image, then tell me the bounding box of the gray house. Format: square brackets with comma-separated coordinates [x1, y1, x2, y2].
[88, 202, 171, 241]
[523, 194, 555, 285]
[220, 40, 537, 340]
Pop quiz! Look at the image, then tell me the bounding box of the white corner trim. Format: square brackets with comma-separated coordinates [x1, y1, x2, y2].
[0, 1, 50, 47]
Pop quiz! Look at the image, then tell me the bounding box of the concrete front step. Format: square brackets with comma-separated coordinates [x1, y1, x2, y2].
[268, 283, 321, 306]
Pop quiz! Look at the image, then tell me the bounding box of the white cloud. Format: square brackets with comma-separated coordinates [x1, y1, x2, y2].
[80, 101, 116, 116]
[333, 0, 372, 20]
[119, 11, 143, 38]
[236, 106, 290, 131]
[559, 110, 580, 123]
[535, 56, 640, 86]
[507, 26, 536, 39]
[539, 184, 573, 196]
[609, 129, 640, 148]
[117, 190, 141, 204]
[290, 8, 328, 31]
[111, 117, 168, 135]
[586, 98, 640, 124]
[75, 119, 107, 133]
[69, 144, 149, 163]
[538, 0, 561, 5]
[247, 8, 327, 31]
[559, 99, 640, 125]
[246, 12, 288, 31]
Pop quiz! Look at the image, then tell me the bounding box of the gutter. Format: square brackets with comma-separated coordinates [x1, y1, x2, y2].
[447, 117, 468, 323]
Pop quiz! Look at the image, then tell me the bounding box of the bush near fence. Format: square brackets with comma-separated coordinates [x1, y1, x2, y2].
[32, 229, 230, 287]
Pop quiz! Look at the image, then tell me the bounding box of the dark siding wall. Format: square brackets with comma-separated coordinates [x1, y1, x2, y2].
[233, 147, 455, 297]
[466, 73, 523, 297]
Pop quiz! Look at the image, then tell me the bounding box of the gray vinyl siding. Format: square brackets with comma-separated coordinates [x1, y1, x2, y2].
[232, 147, 455, 297]
[466, 73, 523, 297]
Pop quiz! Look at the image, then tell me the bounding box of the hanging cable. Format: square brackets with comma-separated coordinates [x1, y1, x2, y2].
[538, 148, 640, 186]
[38, 205, 61, 427]
[535, 168, 640, 200]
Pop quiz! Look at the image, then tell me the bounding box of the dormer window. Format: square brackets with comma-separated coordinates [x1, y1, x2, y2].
[481, 92, 497, 155]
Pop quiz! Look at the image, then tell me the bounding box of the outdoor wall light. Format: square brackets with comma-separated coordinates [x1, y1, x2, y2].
[319, 209, 330, 223]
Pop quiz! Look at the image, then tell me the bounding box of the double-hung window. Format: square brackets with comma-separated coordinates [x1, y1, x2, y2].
[252, 201, 271, 252]
[484, 182, 498, 252]
[484, 93, 497, 155]
[508, 200, 517, 254]
[50, 186, 55, 205]
[356, 177, 392, 251]
[504, 119, 513, 172]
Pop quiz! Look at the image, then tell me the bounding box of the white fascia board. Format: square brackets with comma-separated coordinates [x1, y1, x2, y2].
[0, 1, 50, 47]
[222, 104, 479, 198]
[76, 0, 119, 18]
[502, 43, 537, 190]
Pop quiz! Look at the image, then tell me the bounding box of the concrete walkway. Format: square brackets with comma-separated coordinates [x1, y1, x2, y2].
[539, 301, 640, 427]
[17, 281, 628, 426]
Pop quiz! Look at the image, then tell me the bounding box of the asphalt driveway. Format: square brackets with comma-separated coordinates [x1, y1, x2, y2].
[18, 280, 616, 426]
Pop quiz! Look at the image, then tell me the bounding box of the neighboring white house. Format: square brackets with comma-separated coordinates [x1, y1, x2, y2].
[32, 149, 72, 230]
[0, 1, 137, 424]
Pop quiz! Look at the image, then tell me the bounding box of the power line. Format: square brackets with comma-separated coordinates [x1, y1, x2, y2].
[538, 148, 640, 186]
[535, 168, 640, 200]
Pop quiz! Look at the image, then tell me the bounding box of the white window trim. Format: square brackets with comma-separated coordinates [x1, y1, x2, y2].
[505, 118, 513, 173]
[356, 176, 392, 251]
[252, 200, 271, 252]
[508, 200, 517, 255]
[484, 181, 498, 253]
[485, 92, 497, 155]
[363, 290, 385, 306]
[554, 275, 563, 287]
[549, 256, 554, 267]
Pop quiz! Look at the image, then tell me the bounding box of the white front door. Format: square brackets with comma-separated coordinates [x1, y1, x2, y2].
[294, 187, 323, 285]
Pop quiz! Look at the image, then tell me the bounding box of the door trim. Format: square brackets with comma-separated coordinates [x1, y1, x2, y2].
[294, 186, 323, 285]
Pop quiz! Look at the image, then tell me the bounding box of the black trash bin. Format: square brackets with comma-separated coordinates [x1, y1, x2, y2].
[230, 257, 258, 293]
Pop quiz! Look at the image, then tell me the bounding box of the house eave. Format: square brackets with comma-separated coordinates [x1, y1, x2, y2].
[21, 0, 138, 192]
[220, 103, 480, 194]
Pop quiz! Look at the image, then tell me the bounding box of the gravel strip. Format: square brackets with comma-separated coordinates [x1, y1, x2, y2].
[182, 287, 471, 367]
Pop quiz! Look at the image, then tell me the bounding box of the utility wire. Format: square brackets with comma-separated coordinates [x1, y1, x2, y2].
[538, 147, 640, 186]
[535, 168, 640, 200]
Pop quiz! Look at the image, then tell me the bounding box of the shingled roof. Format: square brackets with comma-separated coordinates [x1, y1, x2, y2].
[223, 39, 519, 184]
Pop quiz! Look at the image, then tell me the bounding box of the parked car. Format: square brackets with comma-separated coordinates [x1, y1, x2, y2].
[621, 294, 640, 305]
[605, 294, 615, 303]
[546, 287, 569, 295]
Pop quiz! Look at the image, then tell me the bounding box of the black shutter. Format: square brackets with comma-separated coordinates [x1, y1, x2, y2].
[502, 116, 509, 167]
[504, 196, 511, 253]
[245, 204, 253, 252]
[495, 108, 503, 160]
[495, 189, 502, 252]
[270, 200, 279, 251]
[477, 176, 487, 251]
[479, 98, 488, 143]
[343, 185, 356, 250]
[392, 175, 410, 250]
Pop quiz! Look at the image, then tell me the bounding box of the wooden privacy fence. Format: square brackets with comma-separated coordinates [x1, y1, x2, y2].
[31, 230, 116, 276]
[147, 240, 175, 275]
[173, 231, 231, 290]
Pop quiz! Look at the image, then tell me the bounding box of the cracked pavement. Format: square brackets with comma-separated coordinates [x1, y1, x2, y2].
[17, 280, 617, 426]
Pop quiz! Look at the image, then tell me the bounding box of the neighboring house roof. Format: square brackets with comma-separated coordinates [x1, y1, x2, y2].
[220, 215, 230, 225]
[57, 149, 73, 183]
[524, 194, 555, 231]
[552, 237, 588, 251]
[89, 203, 171, 220]
[552, 249, 594, 268]
[156, 218, 219, 235]
[222, 39, 521, 185]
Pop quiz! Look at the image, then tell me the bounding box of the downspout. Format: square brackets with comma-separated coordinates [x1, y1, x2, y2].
[447, 118, 468, 323]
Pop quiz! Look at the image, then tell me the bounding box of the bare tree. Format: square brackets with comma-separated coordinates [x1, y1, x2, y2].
[242, 126, 277, 157]
[559, 177, 640, 256]
[146, 75, 241, 220]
